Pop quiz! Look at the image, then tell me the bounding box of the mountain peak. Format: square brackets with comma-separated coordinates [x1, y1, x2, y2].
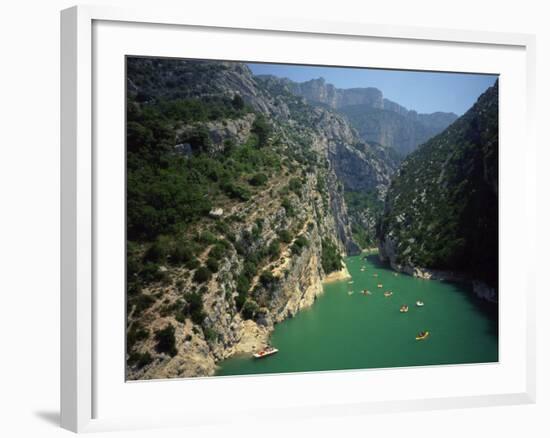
[260, 74, 458, 156]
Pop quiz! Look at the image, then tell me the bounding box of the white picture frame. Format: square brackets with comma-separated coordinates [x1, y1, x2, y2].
[60, 4, 537, 433]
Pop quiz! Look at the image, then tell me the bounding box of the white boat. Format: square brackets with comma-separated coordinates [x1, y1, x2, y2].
[253, 347, 279, 359]
[416, 301, 425, 307]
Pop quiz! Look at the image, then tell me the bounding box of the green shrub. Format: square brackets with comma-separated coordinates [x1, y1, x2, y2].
[234, 241, 246, 256]
[128, 292, 156, 316]
[268, 239, 281, 259]
[203, 327, 218, 342]
[281, 197, 294, 215]
[259, 270, 276, 287]
[127, 351, 153, 368]
[185, 126, 211, 154]
[197, 231, 217, 245]
[185, 257, 200, 270]
[222, 181, 251, 201]
[127, 324, 149, 352]
[187, 291, 206, 325]
[235, 292, 246, 310]
[251, 224, 262, 240]
[223, 138, 236, 155]
[175, 309, 187, 323]
[206, 257, 219, 273]
[235, 273, 250, 311]
[288, 177, 302, 195]
[249, 172, 268, 186]
[235, 274, 248, 293]
[242, 261, 257, 280]
[291, 235, 309, 255]
[321, 239, 343, 274]
[251, 114, 272, 148]
[171, 241, 194, 264]
[144, 237, 171, 262]
[316, 176, 326, 192]
[242, 299, 260, 320]
[193, 267, 212, 283]
[139, 263, 161, 283]
[208, 244, 225, 260]
[232, 94, 245, 110]
[154, 324, 178, 357]
[214, 221, 230, 235]
[279, 229, 292, 244]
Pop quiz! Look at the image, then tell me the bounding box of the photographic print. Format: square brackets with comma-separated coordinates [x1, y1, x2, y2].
[126, 57, 498, 380]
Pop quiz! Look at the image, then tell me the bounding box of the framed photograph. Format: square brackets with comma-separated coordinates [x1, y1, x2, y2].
[61, 5, 536, 433]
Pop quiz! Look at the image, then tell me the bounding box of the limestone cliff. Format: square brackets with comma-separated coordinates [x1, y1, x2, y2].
[272, 75, 457, 156]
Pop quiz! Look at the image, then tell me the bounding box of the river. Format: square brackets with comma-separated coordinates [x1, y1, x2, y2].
[216, 253, 498, 376]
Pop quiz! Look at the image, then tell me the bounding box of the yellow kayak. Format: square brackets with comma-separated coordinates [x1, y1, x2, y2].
[416, 331, 430, 341]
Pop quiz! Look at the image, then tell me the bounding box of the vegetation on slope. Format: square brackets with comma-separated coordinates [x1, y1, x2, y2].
[125, 58, 345, 375]
[379, 81, 498, 289]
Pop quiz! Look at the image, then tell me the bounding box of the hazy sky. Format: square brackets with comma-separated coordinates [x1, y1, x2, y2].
[247, 63, 497, 115]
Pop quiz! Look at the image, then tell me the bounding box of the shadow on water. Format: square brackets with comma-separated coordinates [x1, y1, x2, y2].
[363, 253, 388, 269]
[460, 284, 499, 339]
[364, 252, 499, 339]
[434, 276, 498, 339]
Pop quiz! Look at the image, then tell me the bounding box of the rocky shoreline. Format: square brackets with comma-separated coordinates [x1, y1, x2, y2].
[378, 237, 497, 303]
[322, 265, 351, 283]
[213, 263, 350, 374]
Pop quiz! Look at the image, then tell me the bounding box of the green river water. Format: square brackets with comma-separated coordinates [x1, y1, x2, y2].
[216, 254, 498, 376]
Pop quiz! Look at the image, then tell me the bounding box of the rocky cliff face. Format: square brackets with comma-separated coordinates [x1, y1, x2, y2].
[255, 74, 397, 253]
[378, 81, 499, 301]
[274, 76, 457, 156]
[340, 105, 457, 156]
[125, 58, 395, 379]
[285, 77, 384, 109]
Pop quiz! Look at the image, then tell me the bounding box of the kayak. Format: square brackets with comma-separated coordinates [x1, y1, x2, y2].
[416, 331, 430, 341]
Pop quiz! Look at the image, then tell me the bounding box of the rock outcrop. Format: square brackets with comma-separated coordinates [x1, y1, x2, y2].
[269, 75, 457, 156]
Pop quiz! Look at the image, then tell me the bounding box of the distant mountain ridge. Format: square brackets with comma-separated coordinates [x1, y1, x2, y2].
[257, 75, 458, 156]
